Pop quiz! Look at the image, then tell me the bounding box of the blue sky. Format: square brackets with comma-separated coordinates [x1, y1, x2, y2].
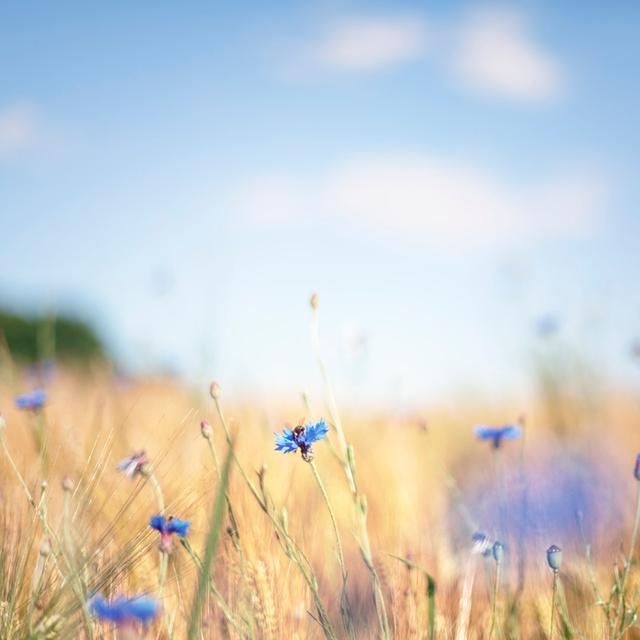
[1, 1, 639, 405]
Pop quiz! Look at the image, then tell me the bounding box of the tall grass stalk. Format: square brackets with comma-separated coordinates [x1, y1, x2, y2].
[388, 554, 436, 640]
[187, 439, 233, 639]
[489, 559, 501, 639]
[611, 478, 640, 637]
[310, 297, 390, 639]
[309, 459, 356, 639]
[211, 386, 338, 639]
[455, 552, 478, 640]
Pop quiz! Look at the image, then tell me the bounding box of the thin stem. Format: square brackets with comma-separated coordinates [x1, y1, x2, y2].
[310, 305, 389, 639]
[309, 461, 346, 575]
[309, 460, 355, 639]
[0, 431, 36, 507]
[549, 571, 558, 640]
[148, 472, 165, 515]
[614, 480, 640, 635]
[489, 561, 501, 640]
[62, 491, 94, 639]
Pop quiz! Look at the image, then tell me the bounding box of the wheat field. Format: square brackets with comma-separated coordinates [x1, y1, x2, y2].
[1, 309, 640, 640]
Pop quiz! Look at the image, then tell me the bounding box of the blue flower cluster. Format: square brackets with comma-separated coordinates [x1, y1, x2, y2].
[15, 389, 47, 411]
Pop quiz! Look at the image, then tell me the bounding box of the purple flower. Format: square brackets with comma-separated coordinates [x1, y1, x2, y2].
[150, 515, 190, 553]
[15, 388, 47, 411]
[474, 424, 521, 449]
[117, 451, 149, 478]
[274, 419, 329, 462]
[89, 593, 160, 626]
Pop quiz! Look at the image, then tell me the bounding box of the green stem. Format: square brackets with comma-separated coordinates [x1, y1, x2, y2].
[549, 571, 558, 640]
[309, 460, 355, 639]
[148, 472, 165, 515]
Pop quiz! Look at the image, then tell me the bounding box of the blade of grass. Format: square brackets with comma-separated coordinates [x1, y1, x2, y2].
[186, 438, 233, 640]
[388, 553, 436, 640]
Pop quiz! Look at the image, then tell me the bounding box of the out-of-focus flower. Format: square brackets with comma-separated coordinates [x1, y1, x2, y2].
[474, 424, 521, 449]
[634, 454, 640, 482]
[89, 593, 160, 625]
[274, 419, 329, 462]
[492, 541, 505, 563]
[535, 315, 559, 339]
[117, 451, 149, 478]
[150, 515, 190, 553]
[546, 544, 562, 571]
[15, 389, 47, 411]
[471, 531, 492, 556]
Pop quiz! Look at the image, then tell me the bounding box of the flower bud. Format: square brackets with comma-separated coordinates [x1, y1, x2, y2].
[546, 544, 562, 572]
[39, 538, 52, 557]
[492, 541, 505, 563]
[0, 414, 5, 431]
[62, 476, 74, 493]
[634, 454, 640, 481]
[200, 420, 213, 440]
[139, 463, 152, 477]
[209, 381, 220, 400]
[310, 292, 319, 310]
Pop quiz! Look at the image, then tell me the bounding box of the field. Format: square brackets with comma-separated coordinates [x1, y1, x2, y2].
[1, 313, 640, 640]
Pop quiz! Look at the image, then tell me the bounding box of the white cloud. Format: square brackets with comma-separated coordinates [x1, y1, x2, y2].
[285, 8, 565, 103]
[0, 104, 40, 155]
[237, 153, 604, 250]
[451, 8, 564, 102]
[308, 16, 429, 72]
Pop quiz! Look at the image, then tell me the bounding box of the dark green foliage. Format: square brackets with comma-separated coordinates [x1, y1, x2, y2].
[0, 308, 105, 363]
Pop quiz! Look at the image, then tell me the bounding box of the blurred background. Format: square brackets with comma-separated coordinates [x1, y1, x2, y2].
[1, 1, 639, 407]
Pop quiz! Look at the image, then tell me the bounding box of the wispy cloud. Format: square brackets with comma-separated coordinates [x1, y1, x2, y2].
[285, 8, 565, 103]
[309, 16, 429, 72]
[237, 153, 604, 250]
[0, 104, 41, 156]
[451, 8, 564, 102]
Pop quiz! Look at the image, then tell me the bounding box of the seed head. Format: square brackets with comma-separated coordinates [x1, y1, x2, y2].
[62, 476, 74, 493]
[492, 541, 505, 563]
[200, 420, 213, 440]
[546, 544, 562, 572]
[209, 381, 221, 400]
[310, 292, 319, 310]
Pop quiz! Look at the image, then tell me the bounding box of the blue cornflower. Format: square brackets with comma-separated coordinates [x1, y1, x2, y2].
[15, 388, 47, 411]
[474, 424, 521, 449]
[274, 419, 329, 462]
[150, 514, 190, 553]
[89, 593, 160, 626]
